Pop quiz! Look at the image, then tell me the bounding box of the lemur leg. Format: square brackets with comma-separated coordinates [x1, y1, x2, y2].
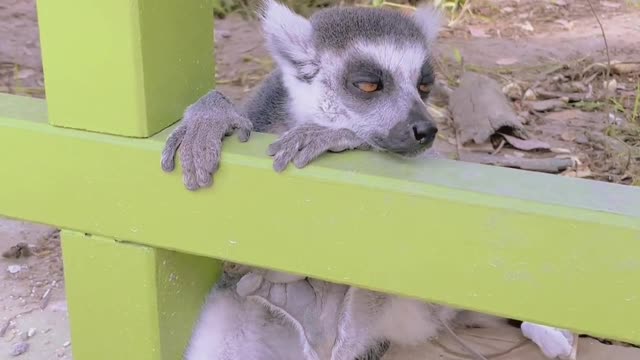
[331, 287, 389, 360]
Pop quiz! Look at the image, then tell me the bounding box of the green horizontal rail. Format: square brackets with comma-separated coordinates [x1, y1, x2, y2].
[1, 93, 639, 344]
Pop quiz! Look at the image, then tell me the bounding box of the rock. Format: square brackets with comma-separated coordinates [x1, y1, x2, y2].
[9, 342, 29, 357]
[502, 82, 523, 100]
[523, 88, 537, 100]
[575, 134, 589, 144]
[7, 265, 22, 274]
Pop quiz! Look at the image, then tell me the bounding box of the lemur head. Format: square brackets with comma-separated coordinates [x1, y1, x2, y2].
[260, 0, 442, 156]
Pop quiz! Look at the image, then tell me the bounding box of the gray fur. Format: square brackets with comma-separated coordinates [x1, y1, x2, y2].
[240, 69, 290, 133]
[310, 7, 429, 51]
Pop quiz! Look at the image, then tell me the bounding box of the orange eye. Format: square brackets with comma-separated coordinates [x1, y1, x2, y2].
[356, 82, 379, 93]
[418, 84, 431, 93]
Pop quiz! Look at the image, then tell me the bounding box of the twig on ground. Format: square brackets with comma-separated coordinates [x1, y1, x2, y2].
[585, 0, 612, 81]
[461, 153, 575, 173]
[633, 81, 640, 124]
[0, 308, 41, 337]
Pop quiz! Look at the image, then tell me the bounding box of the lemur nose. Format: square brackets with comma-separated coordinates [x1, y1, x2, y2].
[412, 123, 438, 144]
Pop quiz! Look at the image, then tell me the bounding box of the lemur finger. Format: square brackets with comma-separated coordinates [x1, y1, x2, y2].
[231, 115, 253, 142]
[272, 144, 300, 172]
[194, 122, 225, 188]
[160, 124, 187, 172]
[180, 125, 199, 191]
[267, 127, 318, 156]
[292, 141, 326, 169]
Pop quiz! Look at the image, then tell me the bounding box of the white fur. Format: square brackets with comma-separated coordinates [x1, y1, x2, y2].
[185, 288, 308, 360]
[522, 322, 575, 359]
[259, 0, 318, 80]
[353, 40, 428, 86]
[412, 4, 444, 46]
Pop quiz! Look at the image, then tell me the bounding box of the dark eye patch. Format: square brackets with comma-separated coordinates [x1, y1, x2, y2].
[417, 61, 435, 98]
[343, 57, 394, 100]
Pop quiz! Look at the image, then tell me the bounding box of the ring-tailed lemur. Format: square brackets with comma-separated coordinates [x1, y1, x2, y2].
[161, 1, 576, 359]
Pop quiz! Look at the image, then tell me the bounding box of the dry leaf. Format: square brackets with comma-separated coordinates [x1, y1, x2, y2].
[560, 132, 576, 141]
[554, 19, 574, 30]
[496, 57, 519, 66]
[15, 69, 36, 80]
[544, 109, 583, 122]
[517, 21, 535, 32]
[467, 25, 490, 38]
[525, 99, 566, 112]
[600, 1, 621, 8]
[611, 62, 640, 75]
[499, 133, 552, 151]
[551, 147, 572, 154]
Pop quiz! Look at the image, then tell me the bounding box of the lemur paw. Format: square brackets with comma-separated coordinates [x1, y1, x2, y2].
[267, 124, 368, 172]
[521, 322, 575, 359]
[161, 94, 252, 191]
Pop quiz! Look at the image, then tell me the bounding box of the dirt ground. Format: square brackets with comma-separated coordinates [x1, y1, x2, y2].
[1, 0, 639, 358]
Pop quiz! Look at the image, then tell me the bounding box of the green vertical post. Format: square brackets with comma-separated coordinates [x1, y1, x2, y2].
[35, 0, 214, 137]
[61, 231, 221, 360]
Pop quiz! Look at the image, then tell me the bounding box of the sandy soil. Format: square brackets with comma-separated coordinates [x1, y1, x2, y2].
[1, 0, 639, 358]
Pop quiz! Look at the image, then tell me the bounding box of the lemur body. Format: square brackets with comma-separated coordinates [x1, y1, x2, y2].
[161, 2, 575, 359]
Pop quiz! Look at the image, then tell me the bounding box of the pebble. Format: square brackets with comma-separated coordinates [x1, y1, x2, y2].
[27, 328, 36, 338]
[523, 88, 537, 101]
[7, 265, 22, 274]
[9, 342, 29, 357]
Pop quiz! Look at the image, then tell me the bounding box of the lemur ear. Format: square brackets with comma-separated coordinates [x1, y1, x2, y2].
[258, 0, 319, 82]
[412, 3, 443, 46]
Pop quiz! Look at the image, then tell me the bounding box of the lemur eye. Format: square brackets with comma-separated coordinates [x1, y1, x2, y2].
[418, 83, 431, 94]
[355, 82, 380, 93]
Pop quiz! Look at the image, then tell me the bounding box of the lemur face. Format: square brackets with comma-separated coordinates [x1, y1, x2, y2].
[261, 1, 442, 156]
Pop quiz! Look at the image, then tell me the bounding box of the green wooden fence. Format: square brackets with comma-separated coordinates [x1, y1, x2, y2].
[0, 1, 639, 359]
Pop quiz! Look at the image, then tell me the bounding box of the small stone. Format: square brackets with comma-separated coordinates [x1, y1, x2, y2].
[523, 88, 537, 101]
[218, 30, 231, 38]
[560, 132, 576, 141]
[575, 134, 589, 144]
[502, 83, 523, 100]
[27, 328, 36, 338]
[63, 341, 71, 347]
[7, 265, 22, 274]
[9, 342, 29, 357]
[604, 79, 618, 94]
